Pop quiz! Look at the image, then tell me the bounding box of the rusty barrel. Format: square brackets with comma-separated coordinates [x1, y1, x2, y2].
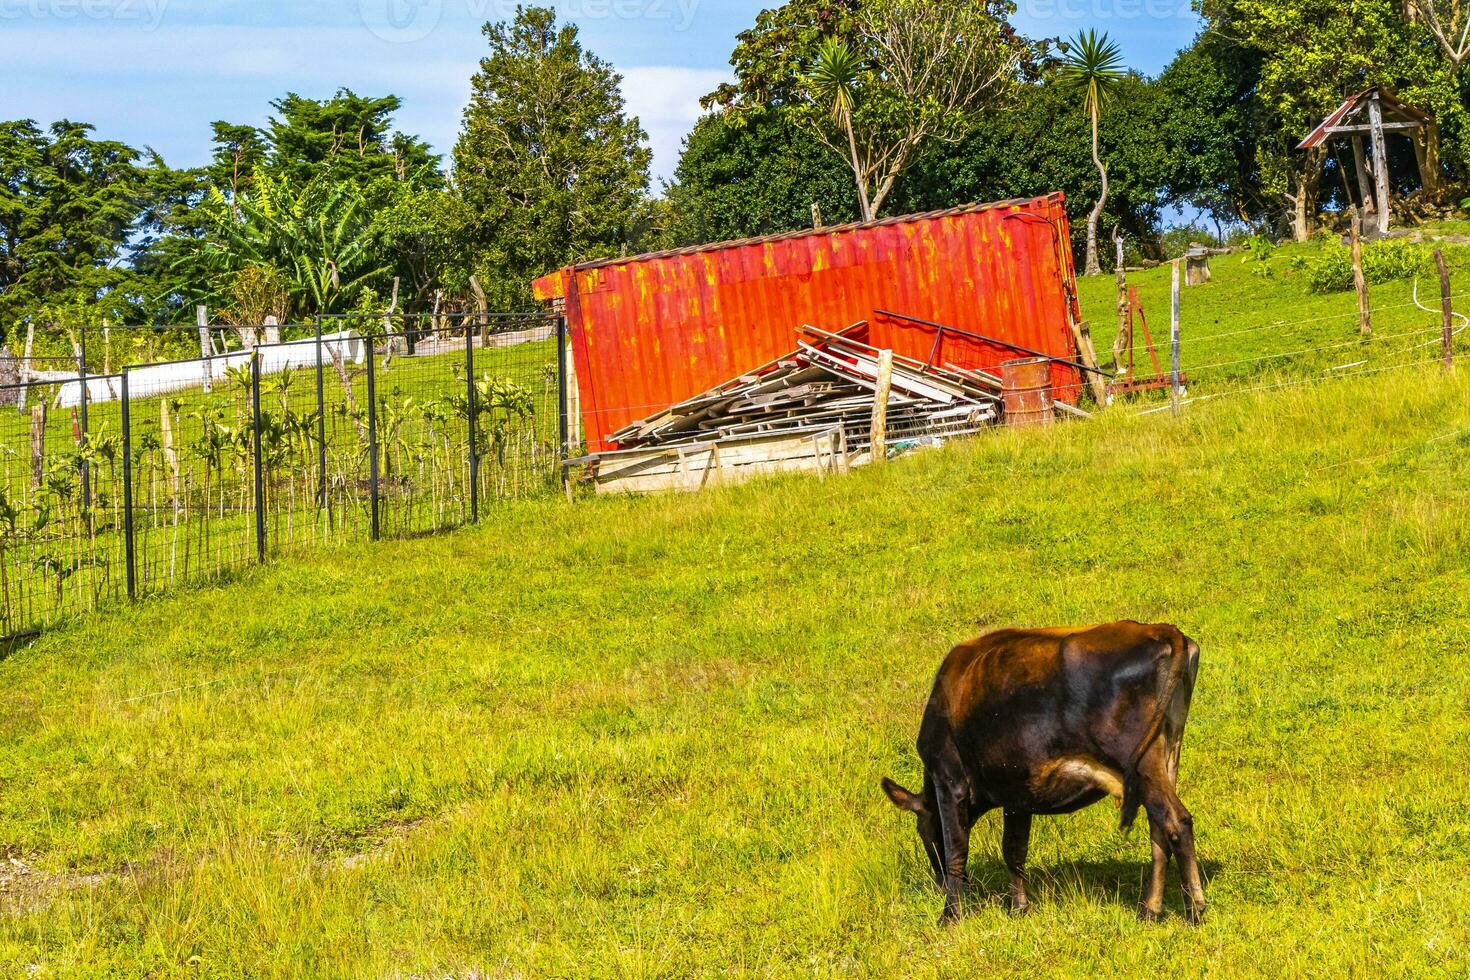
[1001, 357, 1054, 428]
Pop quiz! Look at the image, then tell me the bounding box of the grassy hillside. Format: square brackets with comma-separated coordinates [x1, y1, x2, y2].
[2, 354, 1467, 975]
[1075, 230, 1470, 395]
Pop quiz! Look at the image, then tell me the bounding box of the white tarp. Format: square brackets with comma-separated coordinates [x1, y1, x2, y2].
[55, 331, 366, 408]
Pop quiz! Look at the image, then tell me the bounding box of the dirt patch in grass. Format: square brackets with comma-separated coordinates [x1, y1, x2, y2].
[0, 848, 106, 913]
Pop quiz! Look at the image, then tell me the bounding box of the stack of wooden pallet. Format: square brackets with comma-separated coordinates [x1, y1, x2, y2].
[584, 324, 1003, 494]
[607, 324, 1002, 452]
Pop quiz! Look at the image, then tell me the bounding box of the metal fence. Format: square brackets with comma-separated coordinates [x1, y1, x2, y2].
[0, 313, 568, 641]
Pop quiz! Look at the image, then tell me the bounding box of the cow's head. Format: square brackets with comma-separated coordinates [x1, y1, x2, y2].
[882, 777, 943, 883]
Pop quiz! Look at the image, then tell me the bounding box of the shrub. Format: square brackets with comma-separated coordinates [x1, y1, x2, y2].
[1304, 238, 1432, 293]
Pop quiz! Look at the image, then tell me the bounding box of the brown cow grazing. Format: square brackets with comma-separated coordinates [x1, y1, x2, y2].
[882, 621, 1204, 924]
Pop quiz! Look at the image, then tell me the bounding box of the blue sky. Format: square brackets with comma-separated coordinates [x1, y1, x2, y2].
[2, 0, 1201, 184]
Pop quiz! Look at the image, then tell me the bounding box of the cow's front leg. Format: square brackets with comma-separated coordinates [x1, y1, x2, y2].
[1002, 810, 1032, 916]
[933, 777, 971, 924]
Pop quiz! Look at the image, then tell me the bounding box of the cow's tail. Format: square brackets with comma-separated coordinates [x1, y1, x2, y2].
[1120, 627, 1190, 832]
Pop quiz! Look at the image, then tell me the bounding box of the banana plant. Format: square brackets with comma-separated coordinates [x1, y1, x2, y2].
[188, 174, 391, 315]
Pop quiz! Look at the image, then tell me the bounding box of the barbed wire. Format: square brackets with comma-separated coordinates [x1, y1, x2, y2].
[1181, 290, 1469, 347]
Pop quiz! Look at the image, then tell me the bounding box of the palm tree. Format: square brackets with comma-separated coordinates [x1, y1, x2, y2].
[1059, 30, 1125, 277]
[806, 38, 874, 221]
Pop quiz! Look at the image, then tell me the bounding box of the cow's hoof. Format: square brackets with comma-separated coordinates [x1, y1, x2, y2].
[1184, 906, 1206, 926]
[1137, 907, 1165, 924]
[1007, 900, 1031, 918]
[938, 908, 962, 927]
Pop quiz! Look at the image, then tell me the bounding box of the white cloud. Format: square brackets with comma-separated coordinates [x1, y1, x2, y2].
[619, 66, 727, 185]
[0, 20, 724, 182]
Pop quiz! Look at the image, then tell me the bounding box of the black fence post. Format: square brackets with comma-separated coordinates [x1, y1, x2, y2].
[77, 327, 91, 514]
[315, 316, 327, 509]
[557, 314, 570, 486]
[366, 328, 381, 542]
[251, 350, 267, 564]
[120, 370, 136, 600]
[466, 320, 479, 523]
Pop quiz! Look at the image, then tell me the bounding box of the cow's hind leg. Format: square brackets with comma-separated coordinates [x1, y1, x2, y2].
[1002, 810, 1032, 916]
[1139, 818, 1170, 922]
[1141, 769, 1206, 924]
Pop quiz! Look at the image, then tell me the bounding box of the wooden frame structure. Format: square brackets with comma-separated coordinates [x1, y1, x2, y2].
[1297, 86, 1441, 236]
[1108, 286, 1185, 399]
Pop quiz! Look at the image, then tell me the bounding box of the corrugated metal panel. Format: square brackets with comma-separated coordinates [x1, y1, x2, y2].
[535, 193, 1083, 452]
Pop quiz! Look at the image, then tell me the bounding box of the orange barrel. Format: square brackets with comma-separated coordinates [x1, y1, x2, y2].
[1001, 357, 1054, 428]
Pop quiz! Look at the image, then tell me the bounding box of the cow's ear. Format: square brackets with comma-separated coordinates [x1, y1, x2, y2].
[882, 777, 927, 814]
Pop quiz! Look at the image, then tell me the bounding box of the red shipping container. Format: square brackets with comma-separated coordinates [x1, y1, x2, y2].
[533, 193, 1083, 453]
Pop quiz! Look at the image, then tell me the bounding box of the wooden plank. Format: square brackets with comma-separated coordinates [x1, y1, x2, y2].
[594, 429, 846, 494]
[1323, 121, 1420, 135]
[870, 349, 894, 461]
[1368, 94, 1392, 235]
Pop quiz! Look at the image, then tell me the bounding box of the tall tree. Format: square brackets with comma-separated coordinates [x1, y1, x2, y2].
[895, 72, 1170, 256]
[1201, 0, 1462, 239]
[665, 106, 857, 245]
[1153, 35, 1267, 228]
[207, 122, 268, 201]
[264, 91, 438, 191]
[1403, 0, 1470, 68]
[1059, 30, 1125, 275]
[0, 120, 151, 330]
[795, 0, 1027, 220]
[453, 5, 651, 308]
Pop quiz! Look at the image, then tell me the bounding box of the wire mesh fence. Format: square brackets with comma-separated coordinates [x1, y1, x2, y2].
[0, 314, 568, 641]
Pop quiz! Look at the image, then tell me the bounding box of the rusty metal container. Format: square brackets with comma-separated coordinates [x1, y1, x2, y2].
[533, 194, 1081, 452]
[1001, 357, 1055, 427]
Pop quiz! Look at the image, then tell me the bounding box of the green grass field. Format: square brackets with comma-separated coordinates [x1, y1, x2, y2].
[1, 240, 1468, 976]
[1076, 230, 1470, 393]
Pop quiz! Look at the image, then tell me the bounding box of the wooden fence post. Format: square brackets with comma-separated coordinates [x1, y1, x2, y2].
[29, 402, 46, 489]
[1112, 235, 1128, 376]
[1436, 248, 1454, 372]
[196, 305, 213, 393]
[1368, 92, 1392, 236]
[17, 322, 34, 412]
[870, 349, 894, 461]
[1351, 211, 1371, 337]
[1170, 260, 1182, 418]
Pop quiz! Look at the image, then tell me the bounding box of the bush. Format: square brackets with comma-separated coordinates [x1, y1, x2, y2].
[1304, 238, 1432, 293]
[1160, 224, 1221, 260]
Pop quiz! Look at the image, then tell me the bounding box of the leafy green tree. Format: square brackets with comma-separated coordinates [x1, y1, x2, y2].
[705, 0, 859, 112]
[208, 122, 268, 201]
[190, 174, 390, 314]
[453, 5, 651, 308]
[369, 183, 476, 305]
[664, 106, 857, 245]
[1201, 0, 1463, 239]
[1153, 34, 1267, 229]
[1059, 30, 1125, 275]
[0, 120, 151, 331]
[262, 91, 439, 193]
[148, 92, 443, 316]
[794, 0, 1028, 220]
[1403, 0, 1470, 69]
[895, 72, 1170, 256]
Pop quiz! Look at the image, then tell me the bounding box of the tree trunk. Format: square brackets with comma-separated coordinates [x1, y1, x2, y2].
[1084, 106, 1107, 276]
[845, 114, 874, 222]
[1289, 151, 1324, 243]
